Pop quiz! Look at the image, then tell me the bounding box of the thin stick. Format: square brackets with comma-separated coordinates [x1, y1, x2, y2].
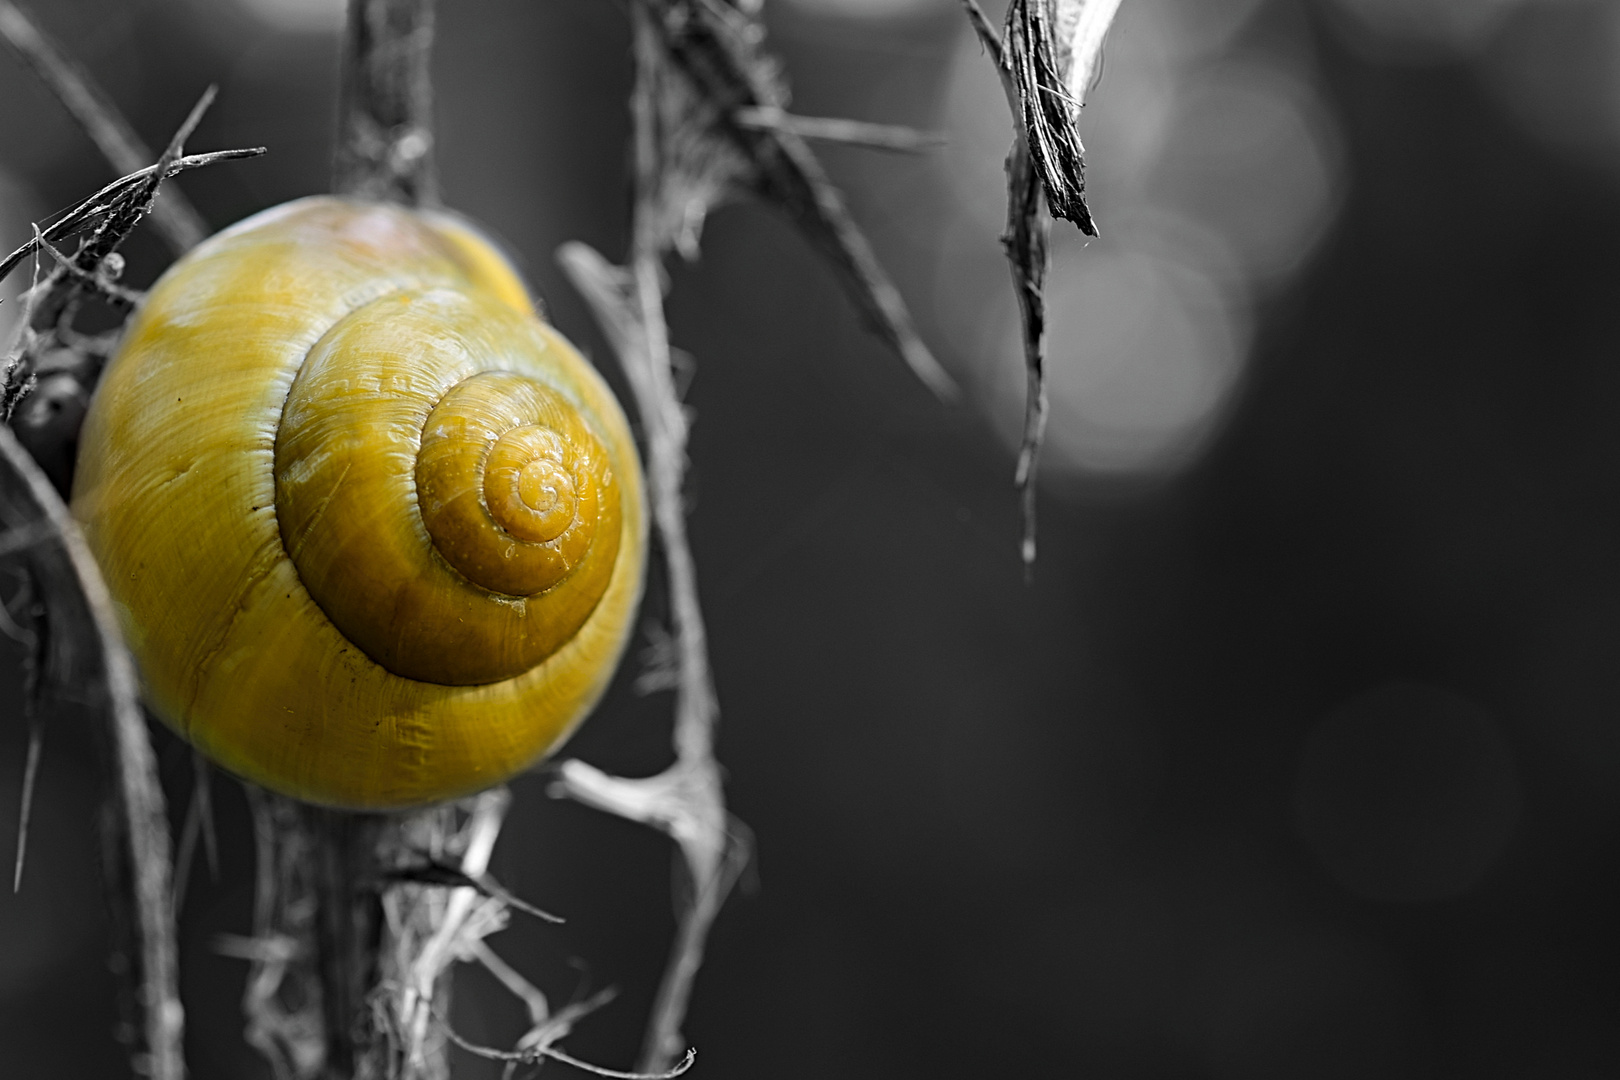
[170, 753, 217, 917]
[960, 0, 1005, 67]
[12, 704, 40, 892]
[0, 0, 208, 253]
[388, 857, 565, 924]
[731, 107, 945, 154]
[443, 1019, 697, 1079]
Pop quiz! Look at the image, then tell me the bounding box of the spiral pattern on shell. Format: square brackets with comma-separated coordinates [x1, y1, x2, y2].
[71, 198, 646, 809]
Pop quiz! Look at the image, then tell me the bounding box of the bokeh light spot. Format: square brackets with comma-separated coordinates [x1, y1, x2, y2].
[1034, 241, 1250, 476]
[1149, 63, 1344, 288]
[1482, 0, 1620, 163]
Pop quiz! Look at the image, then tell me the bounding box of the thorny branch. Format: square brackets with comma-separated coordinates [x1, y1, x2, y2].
[961, 0, 1120, 570]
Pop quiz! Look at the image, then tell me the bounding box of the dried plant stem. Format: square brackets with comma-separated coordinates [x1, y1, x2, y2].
[555, 0, 962, 1064]
[550, 5, 754, 1072]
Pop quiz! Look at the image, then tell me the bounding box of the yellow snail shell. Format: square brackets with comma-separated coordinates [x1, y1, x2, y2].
[71, 197, 646, 809]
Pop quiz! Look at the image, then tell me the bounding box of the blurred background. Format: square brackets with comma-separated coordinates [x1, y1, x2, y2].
[2, 0, 1619, 1075]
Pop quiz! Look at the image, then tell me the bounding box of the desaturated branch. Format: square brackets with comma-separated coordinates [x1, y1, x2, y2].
[223, 788, 324, 1079]
[0, 424, 183, 1080]
[170, 750, 219, 918]
[231, 785, 555, 1080]
[0, 0, 208, 253]
[555, 226, 736, 1077]
[9, 564, 40, 894]
[959, 0, 1120, 570]
[555, 0, 981, 1062]
[444, 1020, 697, 1080]
[551, 2, 742, 1068]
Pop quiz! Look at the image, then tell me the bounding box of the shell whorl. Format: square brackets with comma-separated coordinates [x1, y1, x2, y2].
[69, 197, 646, 809]
[274, 288, 623, 686]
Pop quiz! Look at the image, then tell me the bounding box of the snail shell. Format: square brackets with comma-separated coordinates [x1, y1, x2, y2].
[71, 197, 646, 809]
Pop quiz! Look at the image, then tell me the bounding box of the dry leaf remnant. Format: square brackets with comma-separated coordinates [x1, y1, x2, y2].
[962, 0, 1121, 569]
